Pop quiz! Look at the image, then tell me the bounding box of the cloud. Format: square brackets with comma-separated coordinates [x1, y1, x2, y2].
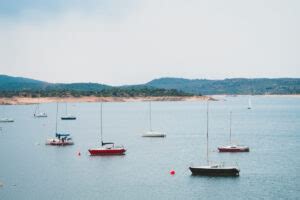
[0, 0, 299, 85]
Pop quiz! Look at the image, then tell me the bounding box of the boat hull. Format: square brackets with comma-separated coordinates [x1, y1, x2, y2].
[88, 148, 126, 155]
[61, 117, 76, 120]
[46, 139, 74, 146]
[142, 131, 166, 137]
[189, 166, 240, 176]
[218, 146, 249, 152]
[0, 118, 14, 123]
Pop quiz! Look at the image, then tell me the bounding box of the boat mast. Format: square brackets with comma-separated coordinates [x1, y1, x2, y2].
[65, 103, 68, 115]
[229, 111, 232, 145]
[100, 102, 103, 146]
[206, 100, 209, 165]
[55, 102, 58, 134]
[149, 101, 152, 131]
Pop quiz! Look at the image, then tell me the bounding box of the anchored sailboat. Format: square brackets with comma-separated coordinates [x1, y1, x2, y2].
[218, 112, 249, 152]
[142, 101, 166, 137]
[61, 103, 76, 120]
[247, 97, 252, 110]
[88, 103, 126, 155]
[189, 101, 240, 176]
[0, 106, 14, 122]
[33, 104, 47, 118]
[46, 103, 73, 146]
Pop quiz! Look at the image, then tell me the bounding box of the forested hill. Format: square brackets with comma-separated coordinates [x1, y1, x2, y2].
[0, 75, 299, 97]
[146, 78, 300, 95]
[0, 75, 192, 97]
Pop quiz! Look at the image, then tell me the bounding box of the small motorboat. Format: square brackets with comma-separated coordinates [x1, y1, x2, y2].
[218, 145, 249, 152]
[142, 131, 166, 137]
[89, 142, 126, 155]
[189, 165, 240, 176]
[61, 115, 76, 120]
[0, 118, 14, 122]
[46, 133, 74, 146]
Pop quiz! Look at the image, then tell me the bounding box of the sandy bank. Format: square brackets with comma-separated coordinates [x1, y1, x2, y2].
[0, 96, 212, 105]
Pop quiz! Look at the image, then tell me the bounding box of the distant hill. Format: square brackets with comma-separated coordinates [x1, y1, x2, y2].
[0, 75, 299, 96]
[0, 74, 49, 91]
[146, 78, 300, 95]
[0, 75, 192, 97]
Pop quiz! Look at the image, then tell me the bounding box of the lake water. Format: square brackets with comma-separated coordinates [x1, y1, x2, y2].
[0, 96, 299, 199]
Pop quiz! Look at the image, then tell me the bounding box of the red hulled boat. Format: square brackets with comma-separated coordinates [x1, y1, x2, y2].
[88, 103, 126, 156]
[218, 111, 250, 153]
[89, 142, 126, 155]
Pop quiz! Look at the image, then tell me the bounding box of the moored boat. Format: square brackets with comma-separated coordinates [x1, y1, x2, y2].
[142, 101, 166, 138]
[61, 103, 76, 120]
[189, 165, 240, 176]
[0, 118, 14, 122]
[33, 103, 47, 118]
[218, 145, 249, 152]
[61, 115, 76, 120]
[218, 111, 250, 153]
[34, 112, 47, 118]
[189, 100, 240, 177]
[142, 131, 166, 137]
[46, 103, 74, 146]
[88, 103, 126, 156]
[89, 142, 126, 155]
[46, 133, 74, 146]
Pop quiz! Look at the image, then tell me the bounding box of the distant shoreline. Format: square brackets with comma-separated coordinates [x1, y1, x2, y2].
[1, 95, 299, 105]
[0, 96, 211, 105]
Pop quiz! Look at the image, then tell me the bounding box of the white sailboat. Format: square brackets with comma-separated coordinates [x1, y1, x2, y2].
[0, 106, 14, 122]
[46, 102, 73, 145]
[189, 101, 240, 176]
[247, 97, 252, 109]
[142, 101, 166, 137]
[33, 104, 47, 118]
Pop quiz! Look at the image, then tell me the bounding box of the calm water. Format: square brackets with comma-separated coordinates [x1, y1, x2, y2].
[0, 96, 299, 200]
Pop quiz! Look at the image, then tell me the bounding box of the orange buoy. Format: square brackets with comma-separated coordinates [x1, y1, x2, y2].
[170, 170, 175, 175]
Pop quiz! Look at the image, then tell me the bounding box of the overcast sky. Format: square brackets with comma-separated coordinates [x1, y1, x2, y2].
[0, 0, 299, 85]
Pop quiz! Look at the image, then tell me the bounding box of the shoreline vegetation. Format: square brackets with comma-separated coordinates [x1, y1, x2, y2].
[0, 96, 211, 105]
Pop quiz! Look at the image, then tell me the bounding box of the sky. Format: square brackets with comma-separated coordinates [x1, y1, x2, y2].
[0, 0, 299, 85]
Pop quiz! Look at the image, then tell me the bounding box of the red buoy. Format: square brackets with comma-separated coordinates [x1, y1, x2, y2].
[170, 170, 175, 175]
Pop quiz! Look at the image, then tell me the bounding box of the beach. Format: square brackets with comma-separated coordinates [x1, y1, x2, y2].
[0, 96, 211, 105]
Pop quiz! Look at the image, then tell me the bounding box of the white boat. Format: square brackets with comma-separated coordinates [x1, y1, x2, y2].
[0, 118, 14, 122]
[247, 97, 252, 109]
[142, 101, 166, 138]
[46, 103, 74, 146]
[34, 104, 47, 118]
[189, 101, 240, 176]
[142, 131, 166, 137]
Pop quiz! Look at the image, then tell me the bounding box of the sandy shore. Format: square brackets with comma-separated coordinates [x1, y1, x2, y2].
[0, 96, 212, 105]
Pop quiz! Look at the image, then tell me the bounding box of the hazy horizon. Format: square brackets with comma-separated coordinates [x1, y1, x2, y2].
[0, 0, 299, 85]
